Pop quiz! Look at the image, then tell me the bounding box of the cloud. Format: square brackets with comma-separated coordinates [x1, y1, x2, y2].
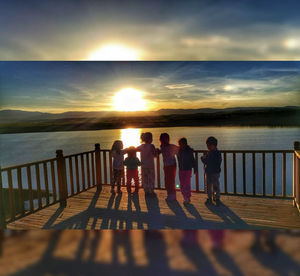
[165, 84, 195, 89]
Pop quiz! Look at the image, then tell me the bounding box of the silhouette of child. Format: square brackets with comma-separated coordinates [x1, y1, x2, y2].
[157, 133, 179, 201]
[177, 138, 197, 204]
[201, 136, 222, 206]
[123, 147, 141, 194]
[111, 140, 125, 194]
[136, 132, 157, 196]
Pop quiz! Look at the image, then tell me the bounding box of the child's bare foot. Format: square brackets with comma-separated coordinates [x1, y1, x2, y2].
[111, 188, 116, 194]
[184, 199, 191, 204]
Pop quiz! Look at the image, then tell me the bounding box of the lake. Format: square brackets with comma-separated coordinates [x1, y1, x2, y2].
[1, 126, 299, 197]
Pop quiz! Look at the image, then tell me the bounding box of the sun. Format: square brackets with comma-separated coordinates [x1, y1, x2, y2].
[113, 88, 147, 111]
[88, 44, 140, 60]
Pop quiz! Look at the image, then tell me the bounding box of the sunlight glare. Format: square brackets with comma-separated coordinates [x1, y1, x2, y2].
[120, 128, 141, 148]
[88, 44, 140, 60]
[113, 88, 147, 111]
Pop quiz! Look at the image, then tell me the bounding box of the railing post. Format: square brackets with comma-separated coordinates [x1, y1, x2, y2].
[95, 144, 102, 190]
[293, 141, 300, 211]
[56, 150, 68, 207]
[0, 167, 7, 229]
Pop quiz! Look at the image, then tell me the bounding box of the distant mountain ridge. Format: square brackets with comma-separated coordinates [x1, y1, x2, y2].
[0, 106, 299, 123]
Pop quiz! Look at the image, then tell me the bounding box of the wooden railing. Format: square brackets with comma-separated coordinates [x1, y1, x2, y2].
[293, 142, 300, 212]
[1, 142, 299, 228]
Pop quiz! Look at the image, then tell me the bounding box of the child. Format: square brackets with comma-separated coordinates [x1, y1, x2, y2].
[123, 146, 141, 194]
[111, 140, 124, 194]
[177, 138, 197, 204]
[158, 133, 179, 201]
[136, 132, 156, 196]
[201, 136, 222, 206]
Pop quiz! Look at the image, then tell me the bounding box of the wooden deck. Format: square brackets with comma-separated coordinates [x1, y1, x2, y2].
[1, 230, 300, 276]
[7, 185, 300, 230]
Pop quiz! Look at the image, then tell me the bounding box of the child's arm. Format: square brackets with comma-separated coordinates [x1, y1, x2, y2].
[192, 151, 198, 173]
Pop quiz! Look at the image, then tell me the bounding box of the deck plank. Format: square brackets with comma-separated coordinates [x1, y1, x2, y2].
[7, 185, 300, 230]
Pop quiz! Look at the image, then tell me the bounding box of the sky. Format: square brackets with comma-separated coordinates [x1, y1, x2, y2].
[1, 0, 300, 60]
[0, 61, 299, 112]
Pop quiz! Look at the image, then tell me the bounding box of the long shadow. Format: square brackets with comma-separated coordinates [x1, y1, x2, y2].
[145, 194, 163, 229]
[206, 202, 249, 229]
[166, 200, 191, 228]
[180, 231, 218, 275]
[112, 230, 135, 266]
[100, 194, 116, 229]
[132, 194, 143, 229]
[184, 203, 203, 221]
[43, 189, 101, 229]
[250, 235, 300, 276]
[42, 206, 65, 229]
[143, 231, 171, 275]
[109, 193, 122, 229]
[213, 249, 244, 276]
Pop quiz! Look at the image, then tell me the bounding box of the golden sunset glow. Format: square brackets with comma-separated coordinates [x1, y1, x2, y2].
[113, 88, 147, 111]
[88, 44, 140, 60]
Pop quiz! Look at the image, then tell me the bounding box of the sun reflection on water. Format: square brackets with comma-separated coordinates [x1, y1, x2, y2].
[120, 128, 141, 148]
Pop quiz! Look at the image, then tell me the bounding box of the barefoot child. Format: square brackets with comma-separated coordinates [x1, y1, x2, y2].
[136, 132, 156, 196]
[111, 140, 125, 194]
[158, 133, 179, 201]
[200, 136, 222, 206]
[177, 138, 197, 204]
[123, 146, 141, 194]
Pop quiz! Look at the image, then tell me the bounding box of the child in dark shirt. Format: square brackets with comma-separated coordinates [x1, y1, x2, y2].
[123, 147, 141, 194]
[201, 136, 222, 206]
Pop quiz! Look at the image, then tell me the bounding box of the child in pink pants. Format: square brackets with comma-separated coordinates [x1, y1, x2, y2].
[177, 138, 197, 204]
[158, 133, 179, 201]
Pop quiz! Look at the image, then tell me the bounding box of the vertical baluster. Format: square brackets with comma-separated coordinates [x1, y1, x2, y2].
[252, 153, 256, 196]
[0, 167, 6, 229]
[272, 152, 276, 197]
[7, 169, 15, 220]
[81, 154, 86, 190]
[43, 163, 50, 206]
[69, 158, 74, 196]
[262, 152, 266, 196]
[27, 166, 34, 211]
[95, 144, 102, 189]
[223, 152, 227, 194]
[103, 151, 108, 184]
[17, 168, 25, 216]
[86, 153, 91, 188]
[35, 164, 42, 209]
[50, 161, 57, 203]
[156, 155, 161, 189]
[233, 153, 237, 194]
[91, 152, 96, 186]
[242, 153, 246, 195]
[75, 155, 80, 193]
[282, 152, 286, 197]
[109, 151, 113, 185]
[195, 152, 199, 192]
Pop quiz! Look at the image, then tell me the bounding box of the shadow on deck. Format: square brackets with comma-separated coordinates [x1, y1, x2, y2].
[7, 186, 300, 230]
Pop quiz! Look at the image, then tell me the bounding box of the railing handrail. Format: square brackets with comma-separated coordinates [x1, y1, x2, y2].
[0, 148, 294, 172]
[1, 158, 57, 171]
